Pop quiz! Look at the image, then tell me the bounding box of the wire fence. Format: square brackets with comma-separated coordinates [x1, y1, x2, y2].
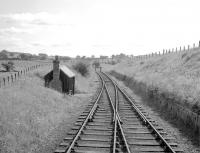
[133, 41, 200, 60]
[0, 64, 45, 88]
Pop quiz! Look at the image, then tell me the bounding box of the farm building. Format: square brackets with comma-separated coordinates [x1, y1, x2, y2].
[44, 56, 75, 94]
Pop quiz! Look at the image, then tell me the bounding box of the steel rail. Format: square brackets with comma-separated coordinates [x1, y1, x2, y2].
[104, 72, 177, 153]
[113, 107, 117, 153]
[98, 72, 117, 153]
[102, 72, 147, 123]
[115, 87, 131, 153]
[100, 72, 131, 153]
[101, 74, 122, 123]
[65, 73, 105, 153]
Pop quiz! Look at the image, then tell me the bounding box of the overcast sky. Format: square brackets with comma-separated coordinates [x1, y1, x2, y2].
[0, 0, 200, 57]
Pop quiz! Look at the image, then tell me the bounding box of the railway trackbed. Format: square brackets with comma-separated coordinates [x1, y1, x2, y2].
[54, 72, 183, 153]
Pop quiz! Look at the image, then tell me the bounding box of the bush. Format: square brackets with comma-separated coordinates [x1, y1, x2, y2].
[73, 62, 89, 76]
[107, 60, 117, 65]
[1, 61, 14, 72]
[93, 61, 100, 68]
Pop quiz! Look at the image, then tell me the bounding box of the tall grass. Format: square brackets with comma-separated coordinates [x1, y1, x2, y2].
[0, 64, 97, 153]
[103, 49, 200, 112]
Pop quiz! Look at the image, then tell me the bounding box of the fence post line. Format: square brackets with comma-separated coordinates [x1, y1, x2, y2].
[188, 45, 190, 50]
[193, 43, 195, 48]
[184, 46, 185, 51]
[180, 46, 181, 52]
[199, 40, 200, 47]
[7, 76, 9, 84]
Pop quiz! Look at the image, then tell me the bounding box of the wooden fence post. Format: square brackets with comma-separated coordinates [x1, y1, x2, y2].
[11, 75, 13, 82]
[188, 45, 190, 50]
[3, 78, 5, 86]
[193, 43, 195, 48]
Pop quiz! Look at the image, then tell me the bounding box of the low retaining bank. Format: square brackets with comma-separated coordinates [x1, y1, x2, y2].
[109, 70, 200, 134]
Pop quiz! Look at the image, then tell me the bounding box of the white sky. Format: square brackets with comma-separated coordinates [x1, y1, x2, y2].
[0, 0, 200, 57]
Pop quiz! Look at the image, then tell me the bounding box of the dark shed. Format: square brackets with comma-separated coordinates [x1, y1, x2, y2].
[44, 56, 75, 94]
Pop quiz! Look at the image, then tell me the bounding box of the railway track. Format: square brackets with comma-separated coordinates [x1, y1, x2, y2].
[54, 72, 183, 153]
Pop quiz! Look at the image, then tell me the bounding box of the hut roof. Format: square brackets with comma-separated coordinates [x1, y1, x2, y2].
[60, 65, 75, 78]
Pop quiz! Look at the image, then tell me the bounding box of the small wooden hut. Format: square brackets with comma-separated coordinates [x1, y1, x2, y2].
[44, 56, 75, 95]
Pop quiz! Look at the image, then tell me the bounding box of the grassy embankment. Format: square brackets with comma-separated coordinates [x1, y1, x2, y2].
[0, 61, 98, 153]
[103, 48, 200, 134]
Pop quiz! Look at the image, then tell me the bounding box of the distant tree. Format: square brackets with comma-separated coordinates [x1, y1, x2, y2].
[19, 53, 32, 60]
[76, 55, 81, 59]
[1, 61, 14, 72]
[100, 55, 108, 59]
[9, 52, 14, 56]
[38, 53, 48, 60]
[0, 52, 8, 59]
[93, 61, 100, 68]
[61, 56, 71, 60]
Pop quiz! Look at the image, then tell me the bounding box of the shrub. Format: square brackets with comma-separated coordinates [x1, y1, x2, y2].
[107, 60, 117, 65]
[73, 62, 89, 76]
[140, 61, 144, 65]
[1, 61, 14, 72]
[93, 61, 100, 68]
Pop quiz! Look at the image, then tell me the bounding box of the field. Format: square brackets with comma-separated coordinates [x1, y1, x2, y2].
[0, 60, 98, 153]
[0, 60, 49, 79]
[103, 48, 200, 113]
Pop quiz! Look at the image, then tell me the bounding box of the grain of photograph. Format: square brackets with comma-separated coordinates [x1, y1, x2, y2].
[0, 0, 199, 153]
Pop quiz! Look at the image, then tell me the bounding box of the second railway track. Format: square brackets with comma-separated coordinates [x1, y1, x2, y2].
[54, 72, 183, 153]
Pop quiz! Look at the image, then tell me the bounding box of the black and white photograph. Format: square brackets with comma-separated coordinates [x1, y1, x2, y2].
[0, 0, 199, 152]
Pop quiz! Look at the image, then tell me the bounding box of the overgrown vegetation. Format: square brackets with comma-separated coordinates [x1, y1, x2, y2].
[92, 61, 100, 68]
[103, 48, 200, 112]
[73, 62, 89, 76]
[0, 64, 97, 153]
[1, 61, 15, 72]
[107, 60, 117, 65]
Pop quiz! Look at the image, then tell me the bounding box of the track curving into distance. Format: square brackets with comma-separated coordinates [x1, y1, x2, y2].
[54, 71, 183, 153]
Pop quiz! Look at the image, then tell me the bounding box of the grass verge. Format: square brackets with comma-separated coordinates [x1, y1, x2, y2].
[0, 64, 98, 153]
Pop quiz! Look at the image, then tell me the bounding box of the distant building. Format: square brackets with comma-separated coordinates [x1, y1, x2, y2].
[44, 56, 75, 94]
